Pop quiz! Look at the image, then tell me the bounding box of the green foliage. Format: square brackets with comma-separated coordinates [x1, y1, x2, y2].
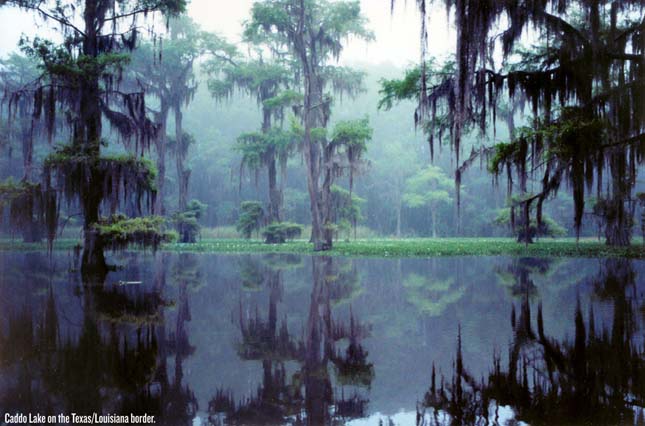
[44, 144, 157, 207]
[173, 215, 197, 243]
[637, 193, 645, 244]
[330, 117, 372, 151]
[488, 140, 520, 175]
[238, 257, 264, 291]
[0, 178, 39, 207]
[259, 253, 303, 270]
[6, 237, 645, 259]
[93, 214, 176, 251]
[592, 197, 635, 236]
[378, 67, 422, 110]
[244, 0, 374, 62]
[207, 59, 289, 103]
[403, 166, 453, 208]
[330, 185, 365, 231]
[236, 201, 264, 239]
[330, 185, 366, 241]
[323, 66, 366, 99]
[262, 89, 303, 110]
[403, 273, 464, 317]
[330, 117, 373, 197]
[494, 208, 566, 239]
[173, 199, 207, 243]
[236, 128, 295, 173]
[0, 178, 57, 244]
[261, 221, 303, 244]
[21, 37, 131, 81]
[185, 199, 207, 219]
[377, 59, 454, 112]
[168, 131, 196, 158]
[243, 0, 373, 250]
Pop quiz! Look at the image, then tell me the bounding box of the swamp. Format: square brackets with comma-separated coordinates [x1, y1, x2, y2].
[0, 0, 644, 425]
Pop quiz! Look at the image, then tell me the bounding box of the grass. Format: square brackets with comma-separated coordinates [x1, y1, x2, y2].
[1, 237, 643, 259]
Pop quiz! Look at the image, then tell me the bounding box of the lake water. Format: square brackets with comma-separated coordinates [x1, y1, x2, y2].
[1, 252, 644, 425]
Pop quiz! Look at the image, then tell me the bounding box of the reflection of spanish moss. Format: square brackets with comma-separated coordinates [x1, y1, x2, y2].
[496, 257, 552, 298]
[208, 256, 373, 425]
[93, 285, 166, 324]
[238, 256, 265, 291]
[238, 306, 300, 360]
[238, 265, 301, 361]
[153, 252, 199, 426]
[208, 363, 297, 425]
[209, 388, 236, 414]
[0, 263, 198, 426]
[419, 259, 645, 426]
[335, 389, 369, 419]
[328, 260, 363, 306]
[304, 257, 374, 424]
[331, 308, 370, 342]
[332, 309, 374, 388]
[216, 258, 303, 424]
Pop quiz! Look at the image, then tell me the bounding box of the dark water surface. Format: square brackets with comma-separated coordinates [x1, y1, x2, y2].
[1, 252, 645, 425]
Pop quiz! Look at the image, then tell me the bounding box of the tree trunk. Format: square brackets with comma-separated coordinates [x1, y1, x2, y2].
[21, 123, 41, 242]
[175, 107, 189, 212]
[263, 107, 282, 224]
[296, 11, 330, 251]
[396, 201, 402, 238]
[431, 204, 437, 238]
[320, 145, 334, 249]
[305, 256, 333, 423]
[605, 151, 632, 246]
[79, 0, 107, 276]
[302, 77, 327, 250]
[267, 154, 281, 223]
[155, 103, 170, 216]
[22, 121, 34, 181]
[81, 166, 107, 278]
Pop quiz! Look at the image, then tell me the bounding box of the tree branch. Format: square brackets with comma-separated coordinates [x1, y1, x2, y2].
[9, 1, 87, 37]
[103, 2, 169, 23]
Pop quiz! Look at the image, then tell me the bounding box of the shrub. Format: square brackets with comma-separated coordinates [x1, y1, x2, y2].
[173, 199, 208, 243]
[236, 201, 264, 239]
[262, 222, 303, 244]
[94, 214, 176, 251]
[494, 208, 566, 241]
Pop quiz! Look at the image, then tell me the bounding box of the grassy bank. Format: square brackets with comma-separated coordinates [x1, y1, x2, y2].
[0, 237, 643, 258]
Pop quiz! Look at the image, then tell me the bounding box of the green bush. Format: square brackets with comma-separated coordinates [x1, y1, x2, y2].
[94, 214, 176, 250]
[236, 201, 264, 239]
[173, 199, 207, 243]
[494, 208, 566, 241]
[262, 222, 303, 244]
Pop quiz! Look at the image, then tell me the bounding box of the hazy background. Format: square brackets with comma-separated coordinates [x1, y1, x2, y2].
[0, 1, 606, 240]
[0, 0, 455, 64]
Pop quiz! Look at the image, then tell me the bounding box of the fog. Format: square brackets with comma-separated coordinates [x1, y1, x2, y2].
[0, 0, 642, 246]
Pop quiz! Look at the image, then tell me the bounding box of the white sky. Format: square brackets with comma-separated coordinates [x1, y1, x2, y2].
[0, 0, 455, 66]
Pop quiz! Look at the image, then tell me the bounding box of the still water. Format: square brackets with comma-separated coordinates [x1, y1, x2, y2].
[1, 252, 645, 425]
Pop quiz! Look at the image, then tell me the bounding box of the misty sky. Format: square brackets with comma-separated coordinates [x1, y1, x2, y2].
[0, 0, 454, 66]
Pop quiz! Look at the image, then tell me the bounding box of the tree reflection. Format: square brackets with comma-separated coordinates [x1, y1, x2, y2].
[496, 257, 553, 299]
[419, 258, 645, 426]
[208, 255, 373, 425]
[0, 253, 199, 425]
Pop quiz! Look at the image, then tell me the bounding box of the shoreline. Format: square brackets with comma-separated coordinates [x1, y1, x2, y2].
[1, 238, 643, 259]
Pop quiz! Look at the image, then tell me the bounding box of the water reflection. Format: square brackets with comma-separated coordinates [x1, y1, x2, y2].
[0, 252, 198, 425]
[419, 258, 645, 426]
[0, 253, 644, 425]
[208, 256, 373, 425]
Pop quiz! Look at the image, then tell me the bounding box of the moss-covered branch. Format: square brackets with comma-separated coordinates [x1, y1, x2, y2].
[44, 144, 157, 213]
[93, 214, 176, 251]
